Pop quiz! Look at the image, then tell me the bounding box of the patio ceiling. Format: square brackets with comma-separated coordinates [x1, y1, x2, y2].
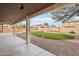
[0, 3, 70, 25]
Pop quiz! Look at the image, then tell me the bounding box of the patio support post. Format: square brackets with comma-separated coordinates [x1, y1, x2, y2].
[26, 16, 30, 44]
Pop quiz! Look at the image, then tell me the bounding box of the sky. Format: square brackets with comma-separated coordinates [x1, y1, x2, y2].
[18, 12, 62, 27]
[30, 12, 62, 26]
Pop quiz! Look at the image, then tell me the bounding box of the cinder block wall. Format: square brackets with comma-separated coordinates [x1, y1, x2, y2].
[59, 22, 79, 34]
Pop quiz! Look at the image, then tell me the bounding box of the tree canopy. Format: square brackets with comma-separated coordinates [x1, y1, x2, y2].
[51, 4, 79, 23]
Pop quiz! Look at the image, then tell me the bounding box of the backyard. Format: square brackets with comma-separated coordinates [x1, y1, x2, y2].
[17, 32, 79, 56]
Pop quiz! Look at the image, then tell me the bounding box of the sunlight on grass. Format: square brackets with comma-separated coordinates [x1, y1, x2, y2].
[31, 32, 75, 40]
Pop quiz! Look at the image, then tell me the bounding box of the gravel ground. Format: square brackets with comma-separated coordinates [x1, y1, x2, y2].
[16, 33, 79, 56]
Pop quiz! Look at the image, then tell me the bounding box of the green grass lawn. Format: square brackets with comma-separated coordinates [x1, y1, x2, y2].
[31, 32, 75, 40]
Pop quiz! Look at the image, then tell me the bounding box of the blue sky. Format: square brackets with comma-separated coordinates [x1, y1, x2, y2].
[19, 12, 62, 27]
[30, 12, 62, 27]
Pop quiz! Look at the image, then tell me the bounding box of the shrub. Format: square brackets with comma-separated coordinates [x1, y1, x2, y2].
[69, 31, 75, 34]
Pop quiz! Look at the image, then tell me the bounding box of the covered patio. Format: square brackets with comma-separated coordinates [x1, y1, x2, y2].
[0, 3, 70, 56]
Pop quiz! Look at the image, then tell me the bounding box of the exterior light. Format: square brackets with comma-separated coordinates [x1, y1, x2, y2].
[19, 4, 24, 10]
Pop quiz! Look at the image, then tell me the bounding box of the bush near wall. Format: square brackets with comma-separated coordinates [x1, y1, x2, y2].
[69, 31, 75, 34]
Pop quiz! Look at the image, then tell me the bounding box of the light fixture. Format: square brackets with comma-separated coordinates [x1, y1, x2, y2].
[19, 4, 24, 10]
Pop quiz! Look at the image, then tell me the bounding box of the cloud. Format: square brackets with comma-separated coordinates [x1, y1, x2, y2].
[30, 18, 54, 26]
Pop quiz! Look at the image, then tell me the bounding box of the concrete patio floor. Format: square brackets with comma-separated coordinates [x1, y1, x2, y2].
[0, 33, 55, 56]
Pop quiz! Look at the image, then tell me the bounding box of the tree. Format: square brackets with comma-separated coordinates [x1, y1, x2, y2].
[52, 25, 56, 27]
[44, 23, 49, 32]
[21, 24, 26, 28]
[51, 4, 79, 23]
[51, 4, 79, 33]
[44, 23, 49, 26]
[16, 24, 19, 28]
